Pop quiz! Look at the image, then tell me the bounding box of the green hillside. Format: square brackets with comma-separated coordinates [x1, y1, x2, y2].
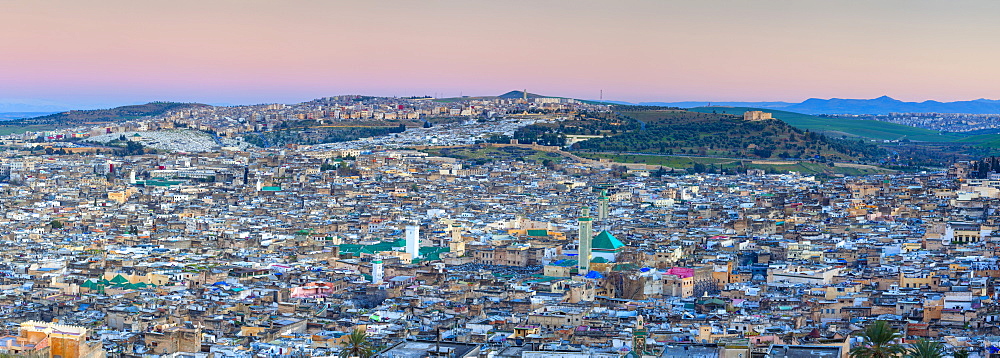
[686, 106, 964, 142]
[421, 145, 568, 166]
[526, 108, 885, 161]
[578, 152, 894, 176]
[954, 134, 1000, 149]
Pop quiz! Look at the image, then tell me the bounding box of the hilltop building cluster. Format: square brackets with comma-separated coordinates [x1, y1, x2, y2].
[828, 112, 1000, 133]
[7, 95, 599, 145]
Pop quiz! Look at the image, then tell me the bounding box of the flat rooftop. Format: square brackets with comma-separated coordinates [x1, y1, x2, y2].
[379, 340, 480, 358]
[767, 345, 842, 358]
[660, 344, 719, 358]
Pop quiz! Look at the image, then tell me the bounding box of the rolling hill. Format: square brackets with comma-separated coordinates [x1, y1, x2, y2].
[6, 102, 207, 127]
[633, 96, 1000, 115]
[0, 112, 59, 121]
[435, 90, 556, 103]
[686, 106, 965, 142]
[784, 96, 1000, 115]
[517, 108, 884, 162]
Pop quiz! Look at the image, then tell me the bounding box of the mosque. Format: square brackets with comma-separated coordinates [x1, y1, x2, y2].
[577, 190, 626, 274]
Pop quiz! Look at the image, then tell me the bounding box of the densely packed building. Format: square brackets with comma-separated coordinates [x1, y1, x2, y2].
[0, 98, 994, 357]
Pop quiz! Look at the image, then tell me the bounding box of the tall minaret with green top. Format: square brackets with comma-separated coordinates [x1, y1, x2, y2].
[372, 255, 384, 284]
[578, 207, 593, 272]
[598, 189, 609, 222]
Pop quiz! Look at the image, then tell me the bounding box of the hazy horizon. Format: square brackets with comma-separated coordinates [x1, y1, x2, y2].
[9, 93, 1000, 113]
[4, 0, 1000, 109]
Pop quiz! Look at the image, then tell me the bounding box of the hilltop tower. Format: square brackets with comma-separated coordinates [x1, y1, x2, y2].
[405, 224, 421, 260]
[578, 207, 594, 272]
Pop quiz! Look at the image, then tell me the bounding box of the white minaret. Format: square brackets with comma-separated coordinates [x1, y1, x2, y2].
[129, 170, 136, 184]
[405, 224, 420, 259]
[255, 179, 263, 192]
[578, 207, 593, 272]
[372, 255, 384, 284]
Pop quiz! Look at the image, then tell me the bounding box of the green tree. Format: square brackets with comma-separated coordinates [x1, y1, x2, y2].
[122, 141, 146, 155]
[49, 220, 64, 230]
[904, 340, 944, 358]
[339, 328, 376, 358]
[541, 159, 555, 169]
[952, 349, 969, 358]
[850, 320, 905, 358]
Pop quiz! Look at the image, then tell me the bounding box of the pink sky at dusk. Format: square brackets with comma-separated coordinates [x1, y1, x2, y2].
[2, 0, 1000, 108]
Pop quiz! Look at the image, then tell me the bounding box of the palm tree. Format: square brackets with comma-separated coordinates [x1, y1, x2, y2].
[905, 339, 944, 358]
[952, 349, 969, 358]
[340, 328, 377, 358]
[849, 320, 905, 358]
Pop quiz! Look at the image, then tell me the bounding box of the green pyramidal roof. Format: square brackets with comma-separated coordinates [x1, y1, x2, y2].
[592, 230, 625, 251]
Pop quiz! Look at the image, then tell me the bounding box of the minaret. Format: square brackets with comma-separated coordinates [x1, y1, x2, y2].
[405, 224, 420, 260]
[578, 207, 593, 272]
[598, 189, 609, 222]
[451, 223, 462, 242]
[372, 255, 384, 284]
[632, 315, 648, 354]
[449, 223, 466, 256]
[128, 170, 136, 184]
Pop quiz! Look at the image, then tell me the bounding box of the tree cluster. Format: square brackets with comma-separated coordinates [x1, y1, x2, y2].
[570, 111, 884, 160]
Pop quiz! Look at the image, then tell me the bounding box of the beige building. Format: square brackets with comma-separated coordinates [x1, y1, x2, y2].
[0, 321, 106, 358]
[144, 323, 202, 355]
[743, 111, 773, 121]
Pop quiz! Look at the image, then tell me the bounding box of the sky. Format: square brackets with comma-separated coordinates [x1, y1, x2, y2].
[2, 0, 1000, 110]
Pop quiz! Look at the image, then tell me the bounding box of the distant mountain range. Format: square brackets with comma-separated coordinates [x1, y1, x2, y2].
[8, 93, 1000, 124]
[0, 100, 73, 113]
[635, 96, 1000, 115]
[497, 90, 546, 99]
[491, 92, 1000, 115]
[0, 112, 59, 121]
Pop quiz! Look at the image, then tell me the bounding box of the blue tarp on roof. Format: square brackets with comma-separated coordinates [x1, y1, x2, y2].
[585, 271, 604, 279]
